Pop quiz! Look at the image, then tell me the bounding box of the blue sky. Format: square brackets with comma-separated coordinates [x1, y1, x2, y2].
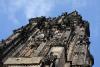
[0, 0, 100, 67]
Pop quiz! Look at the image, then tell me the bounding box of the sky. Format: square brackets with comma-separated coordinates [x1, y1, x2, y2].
[0, 0, 100, 67]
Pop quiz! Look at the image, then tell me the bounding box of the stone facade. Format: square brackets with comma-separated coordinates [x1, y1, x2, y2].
[0, 11, 94, 67]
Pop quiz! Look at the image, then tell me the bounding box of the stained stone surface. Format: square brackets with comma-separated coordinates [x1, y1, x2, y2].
[0, 11, 94, 67]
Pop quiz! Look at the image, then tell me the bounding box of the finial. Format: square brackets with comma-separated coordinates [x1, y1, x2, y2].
[73, 10, 78, 16]
[70, 10, 78, 16]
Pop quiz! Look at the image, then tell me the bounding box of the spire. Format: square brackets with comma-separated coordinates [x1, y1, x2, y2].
[72, 10, 78, 16]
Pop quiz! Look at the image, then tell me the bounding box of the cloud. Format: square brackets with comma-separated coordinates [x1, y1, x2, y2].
[8, 0, 55, 19]
[24, 0, 54, 19]
[71, 0, 87, 9]
[0, 0, 25, 25]
[0, 0, 56, 25]
[0, 0, 91, 26]
[0, 0, 72, 25]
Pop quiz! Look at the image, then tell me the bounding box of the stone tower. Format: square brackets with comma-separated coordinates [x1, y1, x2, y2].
[0, 11, 94, 67]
